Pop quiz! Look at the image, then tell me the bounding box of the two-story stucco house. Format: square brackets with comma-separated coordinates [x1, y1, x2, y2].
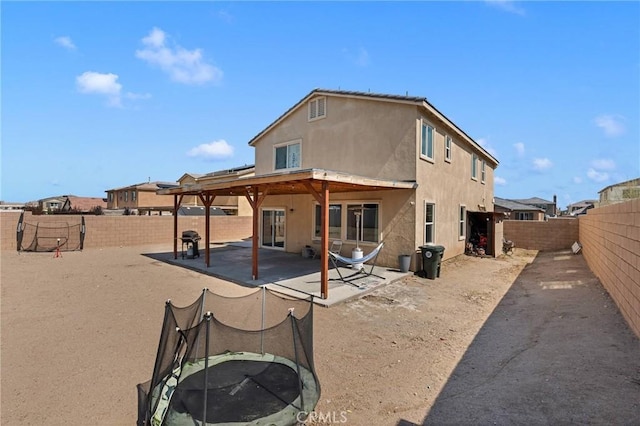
[160, 89, 500, 298]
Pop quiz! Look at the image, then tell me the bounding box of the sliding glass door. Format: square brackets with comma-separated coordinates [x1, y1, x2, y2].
[261, 209, 285, 249]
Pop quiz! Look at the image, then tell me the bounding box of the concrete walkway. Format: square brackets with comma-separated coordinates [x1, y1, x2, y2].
[145, 242, 410, 307]
[419, 250, 640, 425]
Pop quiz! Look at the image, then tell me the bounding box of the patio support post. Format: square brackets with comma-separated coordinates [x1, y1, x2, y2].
[173, 194, 184, 259]
[245, 187, 267, 280]
[198, 193, 216, 267]
[303, 181, 329, 299]
[320, 182, 329, 298]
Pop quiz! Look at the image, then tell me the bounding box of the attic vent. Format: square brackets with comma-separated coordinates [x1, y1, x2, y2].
[308, 97, 326, 121]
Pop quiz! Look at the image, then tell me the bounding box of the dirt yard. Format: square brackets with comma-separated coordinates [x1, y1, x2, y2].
[1, 245, 638, 425]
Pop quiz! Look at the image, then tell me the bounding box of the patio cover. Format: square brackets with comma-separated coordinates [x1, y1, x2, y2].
[158, 168, 417, 299]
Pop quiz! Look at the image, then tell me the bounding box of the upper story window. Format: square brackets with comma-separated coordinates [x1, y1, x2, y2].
[274, 140, 301, 171]
[481, 160, 486, 183]
[471, 153, 478, 180]
[445, 135, 452, 162]
[132, 190, 137, 202]
[420, 121, 435, 162]
[108, 193, 113, 202]
[308, 97, 326, 121]
[124, 191, 128, 202]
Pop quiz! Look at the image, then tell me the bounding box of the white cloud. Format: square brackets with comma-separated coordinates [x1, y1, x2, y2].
[532, 157, 553, 171]
[485, 0, 526, 16]
[591, 158, 616, 171]
[587, 168, 609, 182]
[513, 142, 525, 157]
[494, 176, 507, 185]
[187, 140, 234, 160]
[136, 27, 223, 85]
[54, 36, 76, 50]
[76, 71, 122, 107]
[594, 114, 625, 137]
[573, 176, 583, 184]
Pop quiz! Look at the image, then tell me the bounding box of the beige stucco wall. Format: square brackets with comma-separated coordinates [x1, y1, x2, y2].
[253, 97, 418, 181]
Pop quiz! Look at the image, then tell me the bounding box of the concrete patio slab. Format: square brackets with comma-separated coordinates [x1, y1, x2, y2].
[145, 242, 410, 307]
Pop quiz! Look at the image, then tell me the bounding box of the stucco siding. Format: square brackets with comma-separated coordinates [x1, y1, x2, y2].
[254, 97, 418, 181]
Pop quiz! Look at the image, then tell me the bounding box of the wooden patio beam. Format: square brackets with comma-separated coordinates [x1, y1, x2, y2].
[173, 194, 184, 259]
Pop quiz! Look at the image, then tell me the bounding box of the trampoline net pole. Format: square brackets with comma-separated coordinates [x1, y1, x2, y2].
[261, 286, 266, 354]
[289, 312, 305, 410]
[202, 313, 211, 426]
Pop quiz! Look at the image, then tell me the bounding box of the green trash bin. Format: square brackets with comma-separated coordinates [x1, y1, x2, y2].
[420, 245, 445, 279]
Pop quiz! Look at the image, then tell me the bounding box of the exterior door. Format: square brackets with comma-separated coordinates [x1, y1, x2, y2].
[261, 209, 285, 249]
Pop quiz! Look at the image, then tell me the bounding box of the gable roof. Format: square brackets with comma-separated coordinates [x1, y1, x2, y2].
[64, 196, 107, 212]
[106, 181, 179, 192]
[512, 197, 554, 205]
[598, 177, 640, 194]
[247, 88, 498, 166]
[494, 197, 545, 212]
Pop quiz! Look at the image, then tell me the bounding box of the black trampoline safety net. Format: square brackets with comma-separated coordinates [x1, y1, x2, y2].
[136, 287, 320, 426]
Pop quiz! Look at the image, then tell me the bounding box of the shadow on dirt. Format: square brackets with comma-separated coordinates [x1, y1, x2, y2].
[401, 250, 640, 425]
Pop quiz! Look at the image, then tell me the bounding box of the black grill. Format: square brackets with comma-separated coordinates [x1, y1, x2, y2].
[180, 230, 201, 259]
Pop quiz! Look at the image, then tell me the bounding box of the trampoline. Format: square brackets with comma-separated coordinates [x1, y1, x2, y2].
[137, 288, 320, 426]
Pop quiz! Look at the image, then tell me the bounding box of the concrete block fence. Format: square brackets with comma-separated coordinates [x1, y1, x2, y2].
[579, 200, 640, 338]
[1, 212, 252, 251]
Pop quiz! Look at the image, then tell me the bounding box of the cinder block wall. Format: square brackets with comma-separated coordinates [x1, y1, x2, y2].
[579, 200, 640, 338]
[504, 218, 579, 251]
[1, 212, 252, 251]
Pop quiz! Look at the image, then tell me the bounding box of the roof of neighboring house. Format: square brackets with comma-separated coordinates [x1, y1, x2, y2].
[598, 177, 640, 194]
[512, 197, 554, 205]
[106, 181, 179, 192]
[567, 200, 597, 208]
[65, 196, 107, 211]
[494, 197, 545, 212]
[247, 88, 498, 166]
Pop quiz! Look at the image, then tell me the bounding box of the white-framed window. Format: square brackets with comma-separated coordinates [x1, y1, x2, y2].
[108, 193, 113, 202]
[420, 120, 435, 162]
[445, 135, 452, 162]
[274, 140, 301, 171]
[308, 97, 326, 121]
[459, 205, 466, 239]
[314, 204, 342, 239]
[131, 190, 137, 202]
[471, 153, 478, 180]
[347, 203, 379, 243]
[481, 160, 486, 183]
[425, 202, 435, 244]
[124, 191, 128, 202]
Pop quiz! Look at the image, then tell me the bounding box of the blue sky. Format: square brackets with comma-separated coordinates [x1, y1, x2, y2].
[2, 1, 638, 210]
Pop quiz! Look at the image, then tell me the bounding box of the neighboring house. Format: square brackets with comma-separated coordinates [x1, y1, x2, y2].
[567, 200, 597, 216]
[161, 88, 501, 276]
[511, 196, 557, 217]
[105, 181, 179, 214]
[494, 197, 546, 221]
[38, 195, 68, 212]
[177, 165, 255, 216]
[61, 196, 107, 213]
[598, 177, 640, 206]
